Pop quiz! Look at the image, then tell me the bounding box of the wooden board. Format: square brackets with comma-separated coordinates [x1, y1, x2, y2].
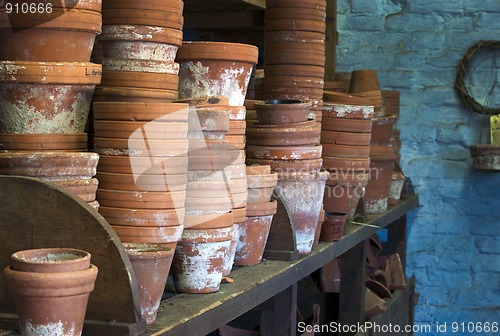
[0, 176, 146, 335]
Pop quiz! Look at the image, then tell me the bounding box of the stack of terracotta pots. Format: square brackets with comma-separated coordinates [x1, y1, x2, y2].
[95, 0, 184, 102]
[263, 0, 327, 124]
[93, 101, 189, 250]
[348, 70, 399, 214]
[234, 165, 278, 266]
[0, 1, 102, 206]
[321, 93, 374, 220]
[246, 100, 327, 255]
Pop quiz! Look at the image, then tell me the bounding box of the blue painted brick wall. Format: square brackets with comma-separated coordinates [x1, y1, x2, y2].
[336, 1, 500, 334]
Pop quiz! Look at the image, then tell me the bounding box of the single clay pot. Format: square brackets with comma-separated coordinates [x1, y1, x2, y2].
[323, 183, 365, 220]
[184, 212, 234, 230]
[0, 151, 99, 181]
[470, 144, 500, 170]
[254, 99, 311, 125]
[246, 158, 323, 175]
[0, 61, 101, 133]
[320, 212, 347, 241]
[97, 155, 188, 175]
[322, 102, 374, 119]
[348, 69, 381, 93]
[102, 9, 183, 30]
[0, 9, 101, 62]
[322, 156, 371, 171]
[103, 0, 183, 14]
[93, 120, 188, 140]
[321, 117, 373, 133]
[3, 264, 98, 336]
[96, 171, 187, 192]
[247, 175, 277, 204]
[98, 25, 182, 61]
[272, 171, 328, 254]
[388, 170, 405, 205]
[246, 173, 278, 189]
[101, 59, 180, 74]
[172, 225, 234, 293]
[97, 188, 186, 209]
[94, 137, 189, 157]
[93, 85, 178, 102]
[371, 115, 398, 145]
[322, 143, 371, 158]
[364, 147, 398, 214]
[234, 213, 275, 266]
[222, 223, 240, 276]
[246, 124, 320, 146]
[100, 205, 184, 227]
[177, 42, 259, 106]
[52, 178, 99, 202]
[10, 248, 91, 273]
[320, 131, 372, 146]
[0, 133, 88, 151]
[100, 70, 179, 90]
[92, 102, 189, 122]
[111, 224, 184, 244]
[123, 243, 175, 325]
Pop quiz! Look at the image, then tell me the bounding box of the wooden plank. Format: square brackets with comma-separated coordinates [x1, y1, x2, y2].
[261, 284, 297, 336]
[325, 0, 338, 81]
[143, 195, 419, 336]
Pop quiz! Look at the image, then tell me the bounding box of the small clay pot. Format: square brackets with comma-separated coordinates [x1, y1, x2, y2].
[322, 102, 374, 119]
[0, 61, 101, 133]
[321, 131, 372, 146]
[97, 188, 186, 209]
[0, 151, 99, 181]
[247, 186, 275, 204]
[100, 70, 179, 90]
[92, 102, 189, 122]
[323, 184, 365, 219]
[322, 144, 371, 158]
[93, 85, 178, 102]
[97, 155, 188, 175]
[245, 200, 278, 217]
[371, 115, 398, 145]
[101, 59, 180, 74]
[234, 213, 274, 266]
[123, 243, 175, 325]
[52, 178, 99, 202]
[177, 42, 259, 106]
[184, 212, 234, 229]
[388, 171, 405, 205]
[96, 171, 187, 192]
[321, 117, 373, 133]
[0, 133, 88, 151]
[172, 225, 234, 293]
[320, 213, 347, 241]
[254, 99, 311, 125]
[102, 10, 184, 30]
[93, 138, 189, 157]
[10, 248, 91, 273]
[348, 70, 381, 93]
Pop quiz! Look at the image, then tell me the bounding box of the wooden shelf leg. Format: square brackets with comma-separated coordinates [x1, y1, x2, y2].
[261, 283, 298, 336]
[339, 241, 366, 336]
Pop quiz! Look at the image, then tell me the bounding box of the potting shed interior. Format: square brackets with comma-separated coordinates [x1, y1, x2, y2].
[0, 0, 499, 336]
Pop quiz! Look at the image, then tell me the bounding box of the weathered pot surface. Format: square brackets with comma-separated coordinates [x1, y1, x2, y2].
[320, 131, 372, 146]
[101, 59, 180, 74]
[184, 212, 234, 229]
[320, 212, 347, 241]
[234, 214, 274, 266]
[100, 70, 179, 90]
[93, 85, 178, 102]
[102, 10, 184, 30]
[322, 143, 371, 158]
[52, 178, 99, 202]
[322, 102, 374, 119]
[92, 102, 189, 122]
[99, 206, 184, 227]
[246, 144, 322, 160]
[321, 117, 373, 133]
[97, 188, 186, 209]
[111, 224, 184, 244]
[0, 133, 88, 151]
[10, 248, 91, 273]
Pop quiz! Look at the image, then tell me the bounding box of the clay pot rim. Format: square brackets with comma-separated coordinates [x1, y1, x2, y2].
[122, 242, 174, 255]
[177, 41, 259, 64]
[101, 59, 179, 73]
[255, 99, 311, 108]
[103, 0, 183, 14]
[248, 120, 317, 130]
[93, 119, 188, 129]
[94, 85, 179, 98]
[99, 25, 183, 44]
[10, 248, 91, 272]
[0, 151, 98, 160]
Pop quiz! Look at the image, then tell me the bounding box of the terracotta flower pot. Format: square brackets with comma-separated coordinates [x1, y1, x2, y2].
[172, 225, 234, 293]
[101, 59, 180, 74]
[0, 9, 101, 62]
[0, 151, 99, 181]
[92, 102, 189, 122]
[102, 10, 184, 30]
[52, 178, 99, 202]
[97, 155, 188, 175]
[0, 133, 88, 151]
[222, 223, 240, 276]
[98, 25, 182, 61]
[234, 211, 275, 266]
[123, 243, 175, 325]
[323, 176, 366, 219]
[3, 249, 98, 336]
[100, 70, 179, 90]
[96, 171, 187, 192]
[93, 85, 178, 102]
[97, 188, 186, 209]
[254, 99, 311, 125]
[321, 117, 373, 133]
[320, 212, 347, 241]
[322, 102, 374, 119]
[388, 171, 405, 205]
[322, 143, 371, 158]
[100, 205, 184, 227]
[111, 224, 184, 245]
[93, 138, 189, 157]
[10, 248, 91, 273]
[0, 61, 101, 133]
[348, 69, 381, 93]
[177, 42, 259, 106]
[93, 120, 188, 140]
[371, 115, 398, 145]
[272, 171, 328, 254]
[320, 131, 372, 146]
[246, 173, 277, 204]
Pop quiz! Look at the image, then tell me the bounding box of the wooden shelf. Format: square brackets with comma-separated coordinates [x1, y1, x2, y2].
[145, 195, 419, 336]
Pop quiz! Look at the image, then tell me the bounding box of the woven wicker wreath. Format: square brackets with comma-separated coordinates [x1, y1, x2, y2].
[455, 40, 500, 115]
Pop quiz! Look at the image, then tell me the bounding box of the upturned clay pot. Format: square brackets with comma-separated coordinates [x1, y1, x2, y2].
[0, 133, 88, 151]
[111, 224, 184, 245]
[0, 8, 101, 62]
[92, 102, 189, 122]
[3, 249, 98, 336]
[322, 143, 371, 158]
[172, 225, 234, 293]
[348, 69, 381, 93]
[0, 61, 101, 133]
[101, 9, 183, 30]
[93, 138, 189, 157]
[320, 131, 372, 146]
[323, 169, 369, 219]
[52, 178, 99, 202]
[272, 171, 328, 254]
[254, 99, 311, 125]
[234, 208, 276, 266]
[321, 117, 373, 133]
[100, 70, 179, 90]
[10, 248, 91, 273]
[322, 102, 374, 119]
[97, 155, 188, 175]
[177, 42, 259, 106]
[320, 212, 347, 241]
[93, 85, 178, 102]
[123, 243, 174, 325]
[98, 25, 182, 61]
[0, 152, 99, 181]
[101, 59, 180, 74]
[371, 115, 398, 145]
[246, 123, 320, 146]
[93, 120, 188, 140]
[96, 171, 187, 192]
[97, 188, 186, 209]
